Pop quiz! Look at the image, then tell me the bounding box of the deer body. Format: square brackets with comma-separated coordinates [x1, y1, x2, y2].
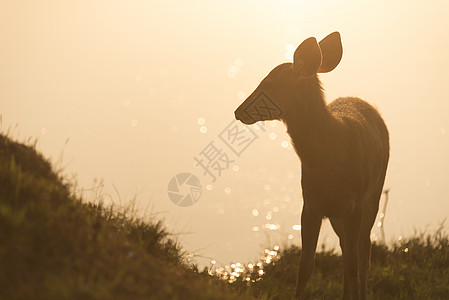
[290, 94, 389, 219]
[234, 32, 389, 300]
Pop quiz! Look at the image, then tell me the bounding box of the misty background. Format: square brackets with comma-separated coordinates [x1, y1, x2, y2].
[1, 1, 448, 267]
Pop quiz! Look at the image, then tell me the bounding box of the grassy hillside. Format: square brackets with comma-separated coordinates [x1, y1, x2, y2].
[0, 133, 251, 300]
[1, 132, 448, 300]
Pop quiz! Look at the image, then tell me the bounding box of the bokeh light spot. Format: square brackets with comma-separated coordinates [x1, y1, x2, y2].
[292, 224, 302, 231]
[198, 117, 206, 125]
[252, 209, 259, 217]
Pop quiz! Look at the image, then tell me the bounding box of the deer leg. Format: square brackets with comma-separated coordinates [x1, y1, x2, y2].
[358, 233, 371, 300]
[358, 190, 382, 300]
[330, 218, 351, 300]
[358, 195, 381, 300]
[295, 206, 321, 299]
[342, 211, 362, 300]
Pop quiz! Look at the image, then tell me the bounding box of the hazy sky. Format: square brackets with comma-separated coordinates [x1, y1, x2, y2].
[1, 1, 449, 267]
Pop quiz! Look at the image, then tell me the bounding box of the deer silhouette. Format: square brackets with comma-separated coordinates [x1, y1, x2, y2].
[234, 32, 389, 300]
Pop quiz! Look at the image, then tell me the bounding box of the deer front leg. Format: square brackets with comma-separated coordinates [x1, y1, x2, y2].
[295, 205, 321, 299]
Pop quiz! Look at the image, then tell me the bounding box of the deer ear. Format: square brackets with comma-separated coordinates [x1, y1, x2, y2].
[317, 32, 343, 73]
[292, 37, 322, 78]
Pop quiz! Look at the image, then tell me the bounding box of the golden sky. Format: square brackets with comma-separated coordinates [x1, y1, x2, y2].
[1, 0, 449, 266]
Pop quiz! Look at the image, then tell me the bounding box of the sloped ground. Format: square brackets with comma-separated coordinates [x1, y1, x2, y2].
[0, 133, 251, 300]
[2, 132, 448, 300]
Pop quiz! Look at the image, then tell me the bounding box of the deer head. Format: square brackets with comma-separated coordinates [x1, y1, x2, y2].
[234, 32, 343, 125]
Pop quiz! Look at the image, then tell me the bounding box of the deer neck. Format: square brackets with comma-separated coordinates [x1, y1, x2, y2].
[284, 76, 339, 170]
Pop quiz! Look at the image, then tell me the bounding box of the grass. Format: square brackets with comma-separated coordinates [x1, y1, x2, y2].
[206, 226, 449, 299]
[1, 131, 448, 300]
[0, 133, 251, 300]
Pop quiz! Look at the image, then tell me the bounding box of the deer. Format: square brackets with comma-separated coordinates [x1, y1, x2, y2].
[234, 32, 389, 300]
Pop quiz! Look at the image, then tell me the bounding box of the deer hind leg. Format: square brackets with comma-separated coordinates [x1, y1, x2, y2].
[330, 218, 352, 300]
[358, 233, 371, 300]
[358, 194, 382, 300]
[295, 205, 321, 299]
[342, 209, 362, 300]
